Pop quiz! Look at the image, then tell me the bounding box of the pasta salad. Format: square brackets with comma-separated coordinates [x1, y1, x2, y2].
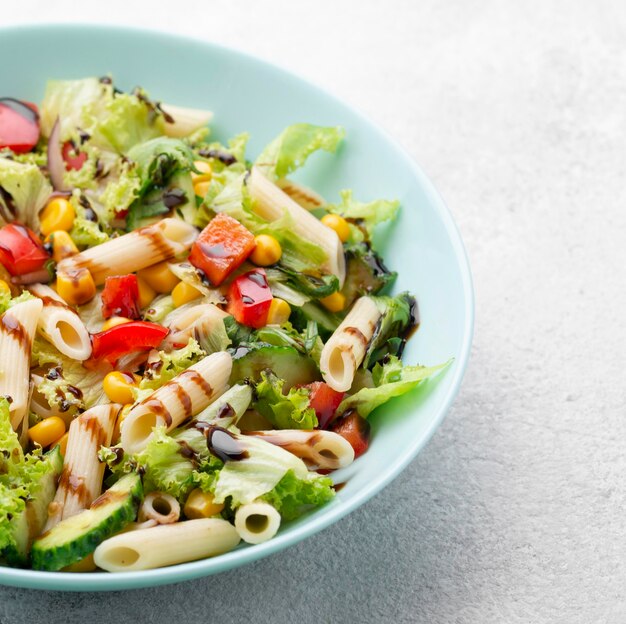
[0, 78, 446, 573]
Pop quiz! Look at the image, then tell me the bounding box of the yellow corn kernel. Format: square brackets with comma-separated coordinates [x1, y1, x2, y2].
[113, 404, 133, 442]
[29, 416, 66, 448]
[250, 234, 282, 266]
[171, 280, 202, 307]
[321, 213, 350, 243]
[320, 291, 346, 313]
[45, 230, 79, 263]
[102, 316, 133, 331]
[136, 276, 156, 309]
[137, 261, 180, 294]
[191, 160, 212, 183]
[40, 197, 76, 237]
[56, 268, 96, 305]
[63, 553, 96, 573]
[52, 431, 69, 457]
[0, 280, 10, 296]
[103, 372, 140, 405]
[184, 489, 224, 519]
[193, 180, 212, 199]
[267, 298, 291, 325]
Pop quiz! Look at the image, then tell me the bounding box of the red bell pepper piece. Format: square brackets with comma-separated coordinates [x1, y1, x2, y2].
[307, 382, 345, 430]
[0, 223, 50, 276]
[61, 140, 88, 171]
[90, 321, 169, 363]
[0, 98, 40, 154]
[189, 213, 255, 286]
[100, 275, 140, 319]
[227, 269, 273, 328]
[330, 410, 371, 458]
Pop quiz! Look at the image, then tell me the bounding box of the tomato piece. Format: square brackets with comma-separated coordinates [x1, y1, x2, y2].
[189, 213, 255, 286]
[100, 275, 140, 319]
[0, 223, 50, 276]
[227, 269, 273, 328]
[61, 140, 88, 171]
[0, 98, 40, 154]
[307, 382, 345, 429]
[90, 321, 169, 363]
[330, 410, 371, 458]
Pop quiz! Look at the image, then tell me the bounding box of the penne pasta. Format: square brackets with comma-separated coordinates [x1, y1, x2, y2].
[56, 218, 198, 285]
[246, 429, 355, 471]
[93, 518, 240, 572]
[247, 167, 346, 286]
[0, 298, 43, 430]
[234, 501, 281, 545]
[138, 492, 180, 525]
[120, 351, 232, 453]
[44, 404, 120, 531]
[160, 103, 213, 138]
[27, 284, 92, 360]
[276, 178, 326, 211]
[319, 296, 381, 392]
[166, 303, 229, 350]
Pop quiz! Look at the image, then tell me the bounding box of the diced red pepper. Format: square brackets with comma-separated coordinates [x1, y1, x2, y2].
[188, 213, 255, 286]
[330, 410, 371, 458]
[0, 223, 50, 276]
[227, 269, 273, 328]
[0, 99, 40, 154]
[90, 321, 169, 363]
[307, 382, 345, 429]
[100, 275, 140, 320]
[61, 140, 88, 171]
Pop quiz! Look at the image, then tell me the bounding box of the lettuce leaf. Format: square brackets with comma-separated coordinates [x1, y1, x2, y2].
[255, 123, 344, 181]
[69, 192, 110, 247]
[338, 356, 450, 418]
[253, 371, 317, 429]
[262, 470, 334, 520]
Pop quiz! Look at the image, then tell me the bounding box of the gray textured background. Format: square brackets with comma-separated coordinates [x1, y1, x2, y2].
[2, 1, 625, 622]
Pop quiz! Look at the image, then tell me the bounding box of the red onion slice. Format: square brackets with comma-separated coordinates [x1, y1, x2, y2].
[11, 267, 52, 285]
[47, 117, 68, 191]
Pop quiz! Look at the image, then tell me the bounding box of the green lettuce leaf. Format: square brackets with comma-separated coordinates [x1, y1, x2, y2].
[142, 294, 175, 322]
[254, 370, 317, 429]
[69, 192, 110, 248]
[255, 123, 344, 181]
[0, 290, 36, 316]
[262, 470, 335, 520]
[338, 356, 450, 418]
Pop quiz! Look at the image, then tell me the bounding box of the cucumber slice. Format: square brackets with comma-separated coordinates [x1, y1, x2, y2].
[31, 473, 143, 571]
[230, 344, 320, 389]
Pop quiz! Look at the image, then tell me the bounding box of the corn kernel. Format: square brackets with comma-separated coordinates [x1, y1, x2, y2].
[40, 198, 76, 237]
[103, 372, 140, 405]
[193, 180, 212, 199]
[136, 276, 156, 309]
[102, 316, 133, 331]
[113, 404, 133, 442]
[137, 261, 180, 294]
[45, 230, 79, 263]
[29, 416, 66, 448]
[191, 160, 212, 183]
[267, 298, 291, 325]
[320, 291, 346, 313]
[184, 489, 224, 519]
[52, 431, 69, 456]
[321, 213, 351, 243]
[56, 268, 96, 305]
[63, 553, 96, 573]
[250, 234, 282, 266]
[0, 280, 10, 296]
[171, 281, 202, 307]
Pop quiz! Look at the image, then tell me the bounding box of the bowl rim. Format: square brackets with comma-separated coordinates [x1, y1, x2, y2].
[0, 22, 475, 592]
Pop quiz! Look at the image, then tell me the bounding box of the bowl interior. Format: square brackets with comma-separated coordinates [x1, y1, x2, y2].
[0, 24, 473, 591]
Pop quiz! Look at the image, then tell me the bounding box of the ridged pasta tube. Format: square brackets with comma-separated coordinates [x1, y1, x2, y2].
[247, 430, 355, 471]
[120, 351, 232, 454]
[44, 404, 120, 531]
[276, 178, 326, 211]
[234, 501, 281, 544]
[247, 167, 346, 286]
[56, 218, 198, 285]
[319, 296, 381, 392]
[138, 492, 180, 525]
[0, 298, 43, 429]
[27, 284, 92, 360]
[93, 518, 240, 572]
[161, 103, 213, 138]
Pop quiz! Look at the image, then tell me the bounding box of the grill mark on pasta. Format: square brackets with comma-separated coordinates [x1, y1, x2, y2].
[81, 414, 107, 445]
[179, 369, 213, 399]
[0, 312, 29, 350]
[280, 182, 324, 207]
[140, 225, 174, 261]
[58, 467, 90, 504]
[141, 397, 172, 427]
[343, 326, 367, 346]
[39, 295, 73, 311]
[174, 383, 192, 418]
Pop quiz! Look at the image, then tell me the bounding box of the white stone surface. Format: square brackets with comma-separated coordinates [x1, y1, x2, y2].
[1, 1, 625, 622]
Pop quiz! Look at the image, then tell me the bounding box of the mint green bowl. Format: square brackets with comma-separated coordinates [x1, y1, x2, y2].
[0, 24, 473, 591]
